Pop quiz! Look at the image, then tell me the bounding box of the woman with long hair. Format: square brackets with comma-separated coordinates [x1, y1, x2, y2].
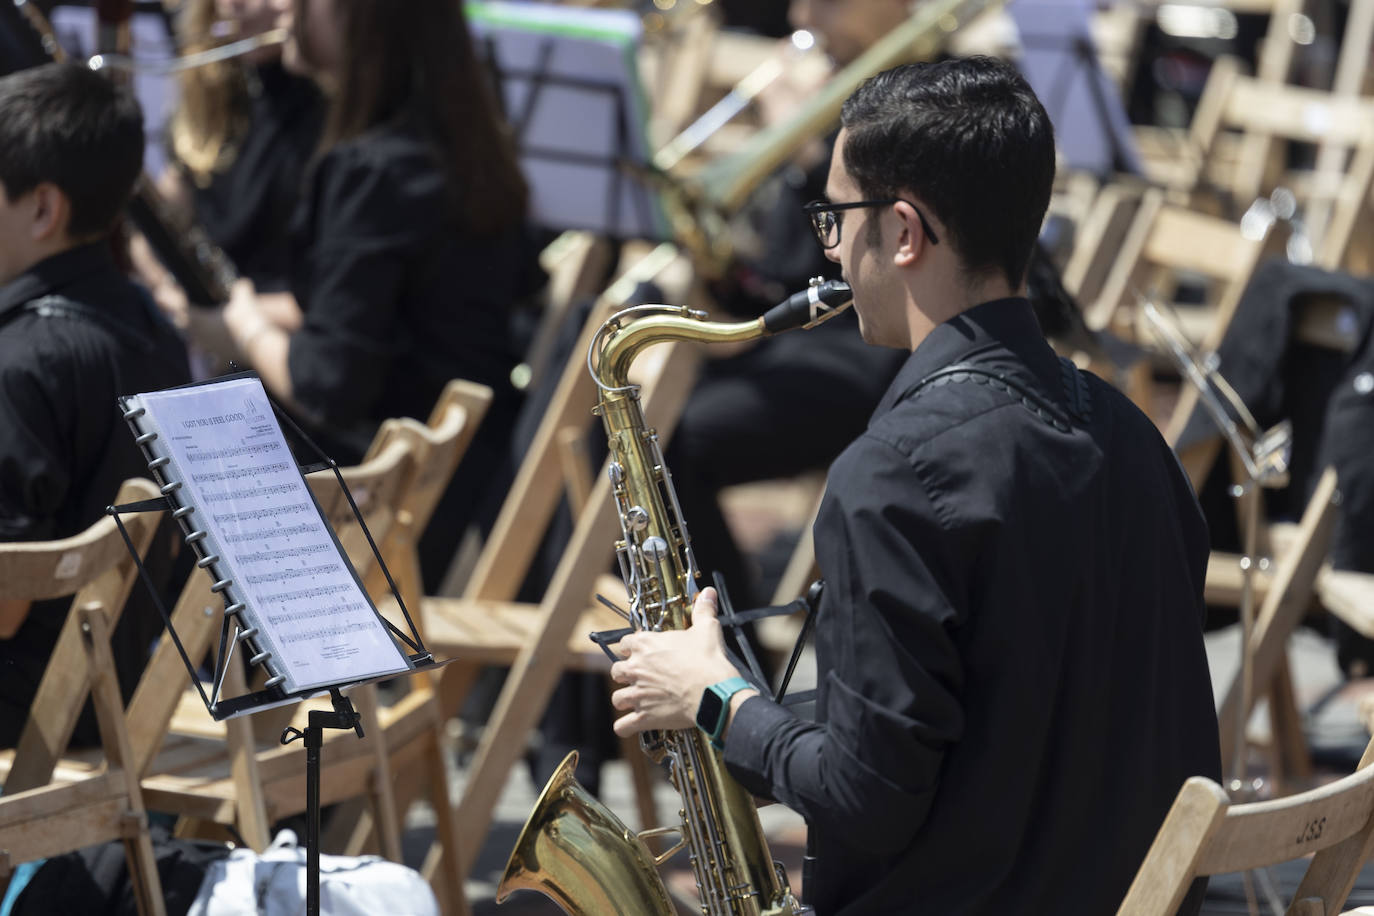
[165, 0, 323, 295]
[215, 0, 538, 586]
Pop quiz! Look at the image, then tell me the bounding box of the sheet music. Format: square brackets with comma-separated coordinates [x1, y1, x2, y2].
[128, 376, 410, 693]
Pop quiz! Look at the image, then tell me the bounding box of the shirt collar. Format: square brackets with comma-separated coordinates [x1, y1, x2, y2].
[872, 296, 1057, 421]
[0, 242, 117, 320]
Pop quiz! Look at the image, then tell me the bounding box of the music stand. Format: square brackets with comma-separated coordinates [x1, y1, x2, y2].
[108, 373, 442, 916]
[468, 1, 670, 240]
[1011, 0, 1143, 177]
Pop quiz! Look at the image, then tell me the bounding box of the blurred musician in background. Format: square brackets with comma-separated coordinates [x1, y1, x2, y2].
[149, 0, 323, 303]
[0, 63, 190, 745]
[179, 0, 540, 588]
[609, 58, 1220, 914]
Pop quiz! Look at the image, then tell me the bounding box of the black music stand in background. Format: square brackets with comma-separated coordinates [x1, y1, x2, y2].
[469, 1, 670, 240]
[1011, 0, 1144, 178]
[108, 374, 443, 916]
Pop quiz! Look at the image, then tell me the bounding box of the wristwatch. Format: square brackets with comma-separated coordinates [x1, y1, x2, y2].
[696, 676, 753, 750]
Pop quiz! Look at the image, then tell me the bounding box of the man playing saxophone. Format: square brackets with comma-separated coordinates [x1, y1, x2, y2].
[609, 57, 1220, 915]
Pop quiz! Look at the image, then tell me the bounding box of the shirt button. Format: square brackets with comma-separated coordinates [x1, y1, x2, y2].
[1355, 372, 1374, 396]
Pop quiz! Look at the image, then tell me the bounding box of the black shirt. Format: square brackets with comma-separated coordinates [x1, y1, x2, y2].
[724, 297, 1220, 914]
[285, 114, 526, 464]
[189, 61, 323, 293]
[0, 242, 191, 540]
[0, 241, 191, 746]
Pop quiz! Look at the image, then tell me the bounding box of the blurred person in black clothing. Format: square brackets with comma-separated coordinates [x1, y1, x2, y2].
[0, 62, 191, 746]
[153, 0, 325, 299]
[177, 0, 540, 589]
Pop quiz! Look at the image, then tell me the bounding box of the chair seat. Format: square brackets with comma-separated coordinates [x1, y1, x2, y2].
[416, 573, 630, 671]
[0, 774, 137, 862]
[1319, 569, 1374, 640]
[141, 688, 441, 827]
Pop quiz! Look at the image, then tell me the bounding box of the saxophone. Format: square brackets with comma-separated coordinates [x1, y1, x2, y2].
[497, 278, 852, 915]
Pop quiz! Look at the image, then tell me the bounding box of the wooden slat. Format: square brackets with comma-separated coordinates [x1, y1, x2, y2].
[1143, 207, 1257, 280]
[1196, 763, 1374, 874]
[1217, 469, 1342, 768]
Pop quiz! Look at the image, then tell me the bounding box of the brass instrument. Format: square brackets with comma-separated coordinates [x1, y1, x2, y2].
[692, 0, 1005, 214]
[653, 0, 1002, 273]
[498, 278, 852, 916]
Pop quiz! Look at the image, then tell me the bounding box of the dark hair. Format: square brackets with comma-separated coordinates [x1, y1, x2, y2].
[840, 56, 1055, 288]
[300, 0, 528, 236]
[0, 63, 144, 238]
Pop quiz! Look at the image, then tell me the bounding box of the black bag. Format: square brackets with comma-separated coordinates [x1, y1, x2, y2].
[11, 824, 231, 916]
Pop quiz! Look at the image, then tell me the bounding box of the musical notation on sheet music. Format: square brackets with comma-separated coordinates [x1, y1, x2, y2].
[126, 375, 409, 692]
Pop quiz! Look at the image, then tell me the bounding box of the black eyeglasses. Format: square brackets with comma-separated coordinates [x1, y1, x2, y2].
[803, 198, 940, 250]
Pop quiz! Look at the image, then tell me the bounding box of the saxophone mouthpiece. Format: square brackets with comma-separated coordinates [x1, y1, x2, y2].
[761, 278, 853, 334]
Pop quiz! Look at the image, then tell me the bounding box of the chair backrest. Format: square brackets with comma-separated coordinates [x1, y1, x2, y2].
[0, 605, 167, 916]
[0, 477, 161, 605]
[437, 243, 712, 876]
[1, 477, 162, 794]
[362, 380, 492, 615]
[307, 432, 417, 574]
[461, 242, 681, 604]
[115, 429, 420, 791]
[1090, 188, 1274, 348]
[1119, 742, 1374, 915]
[1184, 54, 1374, 259]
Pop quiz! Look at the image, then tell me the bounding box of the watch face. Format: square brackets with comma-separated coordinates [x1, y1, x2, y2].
[697, 687, 726, 734]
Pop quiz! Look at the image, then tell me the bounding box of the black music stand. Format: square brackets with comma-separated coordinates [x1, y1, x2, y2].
[1012, 0, 1143, 177]
[109, 373, 442, 916]
[471, 2, 669, 240]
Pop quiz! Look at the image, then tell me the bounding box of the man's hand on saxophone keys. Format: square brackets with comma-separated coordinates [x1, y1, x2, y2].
[609, 587, 758, 739]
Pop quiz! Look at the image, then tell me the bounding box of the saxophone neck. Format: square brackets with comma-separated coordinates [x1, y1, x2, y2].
[591, 306, 763, 393]
[590, 280, 853, 392]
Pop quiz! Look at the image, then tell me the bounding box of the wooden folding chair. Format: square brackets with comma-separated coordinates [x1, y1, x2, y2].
[1198, 61, 1374, 253]
[1135, 0, 1306, 193]
[1212, 467, 1342, 790]
[91, 432, 418, 843]
[1090, 188, 1276, 348]
[1158, 277, 1369, 789]
[1118, 735, 1374, 915]
[5, 432, 423, 828]
[0, 477, 166, 915]
[417, 243, 707, 887]
[125, 390, 494, 912]
[1085, 189, 1278, 425]
[153, 382, 492, 913]
[1138, 49, 1374, 266]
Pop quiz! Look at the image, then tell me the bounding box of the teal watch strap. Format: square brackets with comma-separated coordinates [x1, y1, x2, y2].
[697, 676, 753, 750]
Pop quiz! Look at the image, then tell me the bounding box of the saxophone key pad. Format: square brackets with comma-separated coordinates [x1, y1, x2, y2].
[641, 536, 669, 560]
[626, 506, 650, 531]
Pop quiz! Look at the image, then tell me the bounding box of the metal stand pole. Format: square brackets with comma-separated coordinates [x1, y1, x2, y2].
[282, 689, 364, 916]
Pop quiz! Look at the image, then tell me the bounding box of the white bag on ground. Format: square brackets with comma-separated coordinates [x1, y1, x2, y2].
[188, 829, 439, 916]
